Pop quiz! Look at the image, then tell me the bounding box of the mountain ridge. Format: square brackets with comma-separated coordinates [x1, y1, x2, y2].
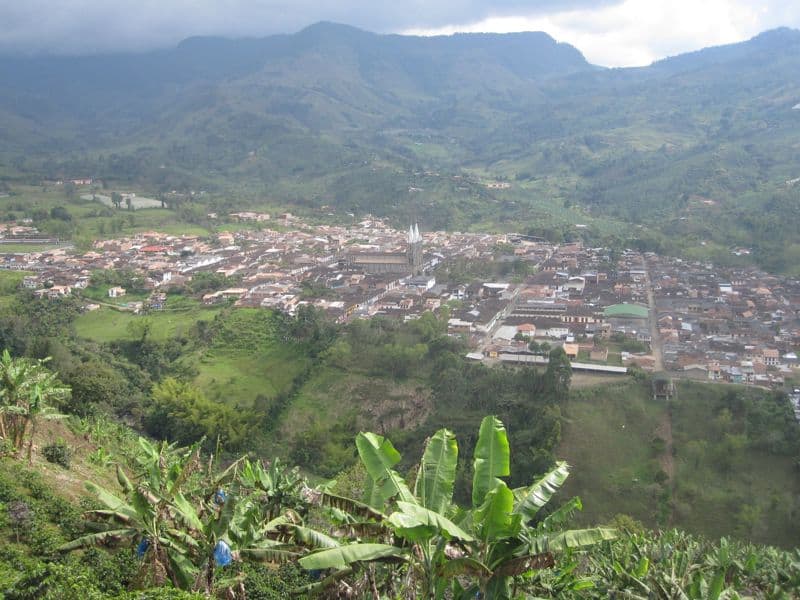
[1, 23, 800, 272]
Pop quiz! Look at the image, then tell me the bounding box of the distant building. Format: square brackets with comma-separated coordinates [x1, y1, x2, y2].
[346, 223, 424, 275]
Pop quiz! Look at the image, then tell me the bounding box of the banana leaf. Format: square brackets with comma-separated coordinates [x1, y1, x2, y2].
[472, 416, 510, 508]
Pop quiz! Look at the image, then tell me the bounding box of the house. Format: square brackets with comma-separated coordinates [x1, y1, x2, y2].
[562, 343, 579, 359]
[761, 348, 780, 367]
[516, 323, 536, 338]
[108, 286, 126, 298]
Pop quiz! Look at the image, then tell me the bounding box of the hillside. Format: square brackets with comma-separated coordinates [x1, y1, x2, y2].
[1, 25, 800, 269]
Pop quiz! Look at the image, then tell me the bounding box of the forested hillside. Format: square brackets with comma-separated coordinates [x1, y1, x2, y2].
[1, 24, 800, 270]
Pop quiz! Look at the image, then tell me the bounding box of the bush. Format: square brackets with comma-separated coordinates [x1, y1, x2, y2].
[42, 440, 72, 469]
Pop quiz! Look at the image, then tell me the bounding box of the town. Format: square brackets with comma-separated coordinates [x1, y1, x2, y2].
[2, 211, 799, 397]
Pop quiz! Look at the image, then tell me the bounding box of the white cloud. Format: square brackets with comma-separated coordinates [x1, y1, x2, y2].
[0, 0, 798, 58]
[404, 0, 800, 67]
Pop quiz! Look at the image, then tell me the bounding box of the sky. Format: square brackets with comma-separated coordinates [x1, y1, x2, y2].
[0, 0, 798, 66]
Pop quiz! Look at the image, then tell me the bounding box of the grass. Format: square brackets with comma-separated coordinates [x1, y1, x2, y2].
[0, 243, 62, 253]
[559, 380, 667, 527]
[193, 345, 309, 406]
[74, 303, 308, 411]
[558, 379, 800, 548]
[73, 303, 222, 343]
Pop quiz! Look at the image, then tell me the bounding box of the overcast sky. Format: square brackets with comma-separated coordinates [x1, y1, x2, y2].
[1, 0, 798, 66]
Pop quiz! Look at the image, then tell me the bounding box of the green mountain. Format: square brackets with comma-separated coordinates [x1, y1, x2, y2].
[1, 24, 800, 268]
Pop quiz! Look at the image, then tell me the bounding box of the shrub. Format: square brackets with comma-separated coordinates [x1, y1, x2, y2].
[42, 441, 71, 469]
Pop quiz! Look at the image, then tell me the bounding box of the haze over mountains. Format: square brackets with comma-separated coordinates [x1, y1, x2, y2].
[1, 22, 800, 269]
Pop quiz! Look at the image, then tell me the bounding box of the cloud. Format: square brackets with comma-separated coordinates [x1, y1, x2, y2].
[405, 0, 800, 67]
[0, 0, 615, 55]
[0, 0, 798, 62]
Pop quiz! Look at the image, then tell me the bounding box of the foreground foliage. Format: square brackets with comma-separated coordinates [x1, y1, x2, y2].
[299, 417, 614, 598]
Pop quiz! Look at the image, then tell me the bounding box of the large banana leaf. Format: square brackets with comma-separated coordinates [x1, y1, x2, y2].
[287, 525, 340, 549]
[299, 543, 406, 570]
[171, 491, 203, 533]
[166, 546, 197, 590]
[540, 496, 582, 531]
[57, 528, 138, 551]
[415, 428, 458, 515]
[512, 461, 570, 523]
[472, 416, 510, 508]
[388, 501, 474, 542]
[527, 527, 617, 553]
[116, 464, 134, 493]
[85, 481, 140, 523]
[473, 481, 519, 542]
[439, 557, 492, 579]
[356, 432, 415, 509]
[239, 546, 301, 564]
[321, 491, 386, 521]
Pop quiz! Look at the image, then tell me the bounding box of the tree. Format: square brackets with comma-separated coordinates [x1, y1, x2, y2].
[111, 192, 122, 210]
[0, 349, 70, 462]
[545, 347, 572, 396]
[125, 197, 133, 211]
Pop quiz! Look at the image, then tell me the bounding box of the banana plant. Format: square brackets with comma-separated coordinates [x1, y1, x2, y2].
[0, 349, 70, 461]
[299, 416, 616, 599]
[60, 437, 246, 593]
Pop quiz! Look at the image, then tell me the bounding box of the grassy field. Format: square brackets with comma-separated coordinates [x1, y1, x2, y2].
[559, 380, 667, 527]
[0, 243, 63, 253]
[74, 303, 307, 412]
[558, 379, 800, 548]
[73, 303, 222, 343]
[193, 346, 309, 406]
[1, 186, 211, 239]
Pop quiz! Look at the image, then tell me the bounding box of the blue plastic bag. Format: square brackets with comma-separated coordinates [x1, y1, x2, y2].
[213, 540, 233, 567]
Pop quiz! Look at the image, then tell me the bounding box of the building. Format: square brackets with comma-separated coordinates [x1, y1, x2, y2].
[345, 223, 424, 275]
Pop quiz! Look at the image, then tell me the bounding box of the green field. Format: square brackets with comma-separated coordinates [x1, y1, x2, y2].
[194, 346, 309, 406]
[0, 187, 211, 240]
[0, 243, 62, 253]
[74, 304, 307, 413]
[74, 303, 221, 343]
[559, 381, 667, 526]
[559, 380, 800, 548]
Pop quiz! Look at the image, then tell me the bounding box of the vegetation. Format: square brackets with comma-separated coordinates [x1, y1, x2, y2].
[2, 27, 800, 270]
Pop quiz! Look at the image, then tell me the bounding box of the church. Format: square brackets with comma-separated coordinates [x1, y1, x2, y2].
[345, 224, 424, 275]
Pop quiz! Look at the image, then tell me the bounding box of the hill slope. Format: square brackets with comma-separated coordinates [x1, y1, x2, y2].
[1, 25, 800, 268]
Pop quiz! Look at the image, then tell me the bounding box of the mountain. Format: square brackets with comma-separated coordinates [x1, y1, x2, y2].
[1, 24, 800, 270]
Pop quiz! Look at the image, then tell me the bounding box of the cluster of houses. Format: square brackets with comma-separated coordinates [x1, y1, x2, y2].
[2, 213, 799, 389]
[648, 254, 800, 387]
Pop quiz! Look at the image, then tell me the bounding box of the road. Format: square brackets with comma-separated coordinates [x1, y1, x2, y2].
[643, 260, 664, 372]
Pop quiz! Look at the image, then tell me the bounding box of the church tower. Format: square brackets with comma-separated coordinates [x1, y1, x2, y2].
[407, 223, 423, 275]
